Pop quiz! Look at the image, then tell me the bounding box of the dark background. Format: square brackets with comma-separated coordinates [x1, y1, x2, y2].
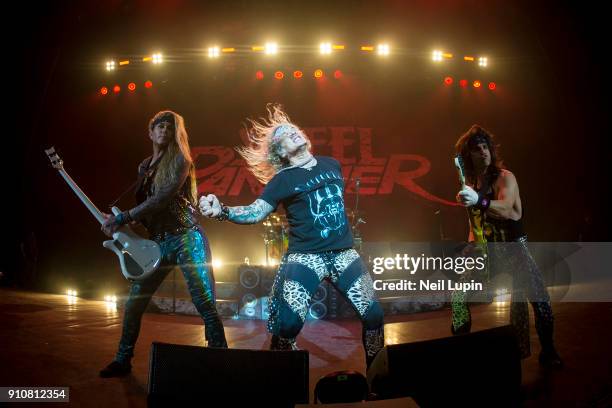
[6, 1, 609, 296]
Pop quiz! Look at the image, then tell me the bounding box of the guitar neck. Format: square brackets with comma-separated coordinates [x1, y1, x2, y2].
[57, 168, 106, 225]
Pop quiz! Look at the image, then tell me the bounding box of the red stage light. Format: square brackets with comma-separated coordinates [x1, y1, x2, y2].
[314, 69, 324, 78]
[488, 82, 496, 90]
[293, 70, 303, 79]
[473, 80, 482, 88]
[100, 87, 108, 95]
[274, 71, 284, 79]
[128, 82, 136, 91]
[459, 79, 468, 88]
[334, 70, 342, 79]
[444, 76, 453, 85]
[113, 85, 120, 93]
[255, 71, 264, 80]
[144, 80, 153, 88]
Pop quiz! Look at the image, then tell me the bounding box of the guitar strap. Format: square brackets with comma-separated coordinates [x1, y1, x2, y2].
[108, 156, 160, 209]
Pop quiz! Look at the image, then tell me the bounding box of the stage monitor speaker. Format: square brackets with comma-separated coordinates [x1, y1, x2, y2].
[236, 264, 276, 319]
[148, 342, 309, 406]
[327, 281, 356, 319]
[367, 325, 521, 407]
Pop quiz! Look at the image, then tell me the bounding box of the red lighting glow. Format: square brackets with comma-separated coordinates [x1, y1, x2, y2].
[314, 69, 324, 78]
[255, 71, 264, 80]
[100, 87, 108, 95]
[459, 79, 468, 88]
[488, 82, 497, 90]
[113, 85, 120, 93]
[333, 70, 343, 79]
[444, 76, 453, 85]
[128, 82, 136, 91]
[274, 71, 284, 79]
[473, 80, 482, 88]
[144, 80, 153, 88]
[293, 70, 303, 79]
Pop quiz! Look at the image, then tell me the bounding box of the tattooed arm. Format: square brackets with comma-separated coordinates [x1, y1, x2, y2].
[227, 199, 274, 224]
[199, 195, 274, 225]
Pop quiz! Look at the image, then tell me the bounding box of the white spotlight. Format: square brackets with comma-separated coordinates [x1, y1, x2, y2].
[265, 42, 278, 55]
[213, 259, 223, 268]
[377, 43, 390, 56]
[105, 60, 116, 71]
[152, 53, 163, 64]
[478, 57, 488, 67]
[432, 50, 443, 62]
[208, 47, 220, 58]
[320, 42, 332, 55]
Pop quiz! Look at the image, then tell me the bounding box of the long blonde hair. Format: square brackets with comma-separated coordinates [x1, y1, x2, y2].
[236, 103, 311, 184]
[148, 110, 198, 205]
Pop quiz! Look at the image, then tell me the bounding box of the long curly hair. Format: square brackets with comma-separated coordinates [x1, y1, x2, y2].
[148, 110, 198, 205]
[236, 103, 312, 184]
[455, 124, 504, 186]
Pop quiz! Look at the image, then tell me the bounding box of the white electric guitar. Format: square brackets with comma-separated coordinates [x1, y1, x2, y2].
[45, 147, 161, 281]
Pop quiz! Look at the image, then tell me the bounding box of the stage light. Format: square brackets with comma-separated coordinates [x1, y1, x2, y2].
[443, 53, 453, 59]
[208, 46, 220, 58]
[314, 69, 324, 78]
[152, 53, 163, 64]
[444, 76, 453, 85]
[113, 85, 120, 93]
[104, 295, 118, 303]
[320, 42, 332, 55]
[459, 79, 468, 88]
[119, 60, 130, 66]
[377, 43, 390, 56]
[268, 258, 278, 266]
[255, 70, 264, 80]
[473, 80, 482, 88]
[66, 289, 77, 297]
[221, 48, 235, 53]
[488, 82, 496, 90]
[100, 87, 108, 95]
[293, 70, 303, 78]
[494, 288, 510, 303]
[464, 56, 475, 62]
[360, 46, 374, 51]
[333, 70, 342, 79]
[105, 60, 116, 71]
[432, 50, 443, 62]
[144, 80, 153, 88]
[274, 71, 284, 79]
[265, 42, 278, 55]
[478, 57, 488, 67]
[332, 45, 345, 50]
[128, 82, 136, 91]
[213, 259, 223, 268]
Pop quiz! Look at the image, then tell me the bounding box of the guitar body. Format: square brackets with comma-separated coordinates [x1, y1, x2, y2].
[46, 147, 161, 281]
[102, 207, 161, 281]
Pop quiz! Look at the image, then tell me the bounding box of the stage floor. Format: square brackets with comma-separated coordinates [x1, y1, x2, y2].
[1, 288, 611, 406]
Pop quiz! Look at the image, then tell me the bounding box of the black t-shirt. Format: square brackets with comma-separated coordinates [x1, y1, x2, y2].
[259, 156, 353, 253]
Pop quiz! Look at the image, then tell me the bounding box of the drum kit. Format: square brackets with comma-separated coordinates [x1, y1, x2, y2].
[261, 178, 366, 263]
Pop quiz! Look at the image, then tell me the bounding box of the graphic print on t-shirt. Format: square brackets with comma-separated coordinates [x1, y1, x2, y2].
[295, 170, 346, 239]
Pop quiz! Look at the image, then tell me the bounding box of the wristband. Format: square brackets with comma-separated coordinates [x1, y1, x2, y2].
[215, 204, 230, 222]
[475, 194, 491, 211]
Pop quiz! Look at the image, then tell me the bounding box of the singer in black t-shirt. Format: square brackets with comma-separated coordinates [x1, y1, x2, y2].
[200, 104, 385, 368]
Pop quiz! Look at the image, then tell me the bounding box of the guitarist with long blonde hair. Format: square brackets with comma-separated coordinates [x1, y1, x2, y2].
[99, 111, 227, 377]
